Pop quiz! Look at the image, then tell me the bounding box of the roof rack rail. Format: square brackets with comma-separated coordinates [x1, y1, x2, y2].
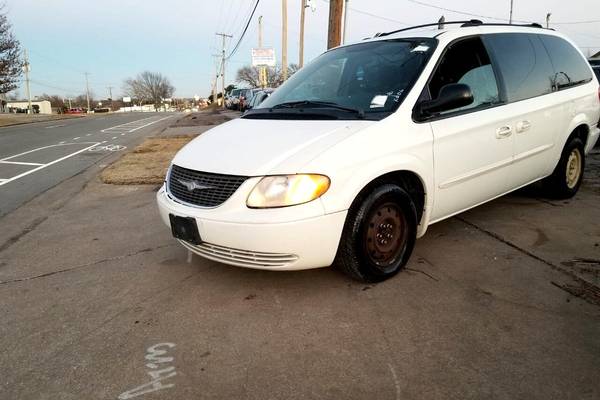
[375, 19, 545, 38]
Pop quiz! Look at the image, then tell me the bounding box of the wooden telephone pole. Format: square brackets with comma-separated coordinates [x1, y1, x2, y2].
[282, 0, 288, 81]
[299, 0, 306, 68]
[216, 32, 232, 108]
[258, 16, 267, 88]
[327, 0, 344, 49]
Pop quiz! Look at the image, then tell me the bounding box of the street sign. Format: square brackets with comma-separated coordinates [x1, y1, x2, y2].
[123, 96, 132, 103]
[252, 48, 276, 67]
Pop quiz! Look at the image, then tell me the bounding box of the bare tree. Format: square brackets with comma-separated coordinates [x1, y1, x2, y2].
[0, 5, 22, 94]
[236, 64, 300, 88]
[122, 71, 175, 110]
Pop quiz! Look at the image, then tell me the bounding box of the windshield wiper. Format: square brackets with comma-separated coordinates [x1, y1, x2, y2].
[271, 100, 365, 118]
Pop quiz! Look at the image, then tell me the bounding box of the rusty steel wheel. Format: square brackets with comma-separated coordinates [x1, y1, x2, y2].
[542, 136, 585, 199]
[334, 184, 417, 282]
[364, 202, 408, 269]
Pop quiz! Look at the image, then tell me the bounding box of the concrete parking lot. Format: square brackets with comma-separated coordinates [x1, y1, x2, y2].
[0, 111, 599, 399]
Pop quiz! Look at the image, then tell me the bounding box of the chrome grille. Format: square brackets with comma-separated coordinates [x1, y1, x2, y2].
[168, 165, 247, 207]
[179, 240, 299, 268]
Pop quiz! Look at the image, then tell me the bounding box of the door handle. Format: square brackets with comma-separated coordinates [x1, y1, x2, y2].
[516, 120, 531, 133]
[496, 125, 512, 139]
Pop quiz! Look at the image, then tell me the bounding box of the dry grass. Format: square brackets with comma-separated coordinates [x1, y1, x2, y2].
[101, 135, 197, 185]
[0, 113, 84, 127]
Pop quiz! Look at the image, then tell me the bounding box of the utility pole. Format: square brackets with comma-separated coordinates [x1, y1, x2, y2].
[282, 0, 288, 82]
[327, 0, 343, 49]
[299, 1, 306, 68]
[546, 12, 551, 28]
[211, 54, 221, 106]
[258, 16, 267, 88]
[342, 0, 349, 44]
[107, 86, 114, 111]
[23, 49, 33, 115]
[509, 0, 514, 24]
[216, 32, 232, 108]
[84, 72, 91, 113]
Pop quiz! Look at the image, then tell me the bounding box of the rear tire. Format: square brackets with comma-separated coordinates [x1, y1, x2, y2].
[334, 184, 417, 282]
[542, 137, 585, 199]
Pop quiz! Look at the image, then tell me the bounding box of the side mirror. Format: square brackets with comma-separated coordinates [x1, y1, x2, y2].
[418, 83, 473, 117]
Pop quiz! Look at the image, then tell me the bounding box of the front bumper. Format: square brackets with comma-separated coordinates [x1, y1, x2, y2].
[156, 185, 347, 270]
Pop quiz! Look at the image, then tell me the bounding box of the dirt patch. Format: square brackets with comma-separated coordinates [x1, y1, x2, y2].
[0, 113, 84, 128]
[169, 111, 233, 127]
[100, 135, 197, 185]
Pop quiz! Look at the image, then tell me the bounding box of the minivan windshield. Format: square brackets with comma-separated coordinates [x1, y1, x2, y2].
[247, 38, 436, 120]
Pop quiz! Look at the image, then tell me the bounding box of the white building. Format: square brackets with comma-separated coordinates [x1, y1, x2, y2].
[7, 100, 52, 114]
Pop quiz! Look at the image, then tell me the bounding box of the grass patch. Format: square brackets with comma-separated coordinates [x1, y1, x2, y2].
[101, 135, 197, 185]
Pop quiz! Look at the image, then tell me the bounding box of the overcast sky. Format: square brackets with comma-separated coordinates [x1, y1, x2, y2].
[7, 0, 600, 99]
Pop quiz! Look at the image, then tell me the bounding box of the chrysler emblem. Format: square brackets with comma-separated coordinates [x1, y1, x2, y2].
[177, 179, 214, 192]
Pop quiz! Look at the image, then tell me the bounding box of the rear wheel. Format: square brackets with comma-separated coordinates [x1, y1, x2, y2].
[334, 184, 417, 282]
[542, 137, 585, 199]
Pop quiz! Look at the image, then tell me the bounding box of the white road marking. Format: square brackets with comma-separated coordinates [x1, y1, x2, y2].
[128, 115, 173, 132]
[121, 133, 125, 136]
[0, 142, 101, 187]
[88, 144, 126, 152]
[100, 115, 158, 132]
[86, 133, 92, 136]
[0, 160, 44, 166]
[101, 115, 172, 133]
[45, 124, 65, 129]
[118, 343, 176, 400]
[59, 141, 65, 144]
[0, 179, 7, 183]
[112, 136, 117, 139]
[73, 137, 80, 140]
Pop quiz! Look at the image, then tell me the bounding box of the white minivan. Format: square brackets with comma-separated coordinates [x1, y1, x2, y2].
[157, 21, 600, 282]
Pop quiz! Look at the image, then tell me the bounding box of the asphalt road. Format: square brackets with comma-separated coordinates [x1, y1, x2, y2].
[0, 113, 176, 217]
[0, 110, 598, 399]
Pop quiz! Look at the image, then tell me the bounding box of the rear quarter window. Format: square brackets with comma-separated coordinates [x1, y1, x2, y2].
[539, 35, 593, 89]
[485, 33, 554, 102]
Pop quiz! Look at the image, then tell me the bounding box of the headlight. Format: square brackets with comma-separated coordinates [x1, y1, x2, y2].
[247, 174, 330, 208]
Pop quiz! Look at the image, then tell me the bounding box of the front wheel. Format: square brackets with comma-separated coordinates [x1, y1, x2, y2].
[542, 137, 585, 199]
[334, 184, 417, 282]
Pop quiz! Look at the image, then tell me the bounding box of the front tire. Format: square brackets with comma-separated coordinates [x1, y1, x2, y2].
[542, 137, 585, 199]
[334, 184, 417, 282]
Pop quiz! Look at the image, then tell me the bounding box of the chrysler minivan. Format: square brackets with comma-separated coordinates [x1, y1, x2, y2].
[158, 21, 600, 282]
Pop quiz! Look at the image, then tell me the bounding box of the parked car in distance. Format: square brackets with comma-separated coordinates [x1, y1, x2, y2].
[237, 88, 253, 111]
[241, 88, 263, 111]
[226, 88, 242, 109]
[158, 21, 600, 282]
[246, 88, 275, 110]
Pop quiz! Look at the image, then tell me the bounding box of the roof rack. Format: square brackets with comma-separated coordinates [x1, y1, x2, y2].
[375, 19, 545, 38]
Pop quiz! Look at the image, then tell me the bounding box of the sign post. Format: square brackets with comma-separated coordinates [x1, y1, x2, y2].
[252, 48, 276, 88]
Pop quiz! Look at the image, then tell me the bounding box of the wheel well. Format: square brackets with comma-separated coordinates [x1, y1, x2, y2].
[354, 171, 426, 223]
[568, 124, 589, 148]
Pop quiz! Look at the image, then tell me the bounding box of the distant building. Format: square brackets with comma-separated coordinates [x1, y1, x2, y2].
[7, 100, 52, 114]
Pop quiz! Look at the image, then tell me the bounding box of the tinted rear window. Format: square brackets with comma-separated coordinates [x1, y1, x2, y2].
[485, 33, 554, 102]
[539, 35, 592, 88]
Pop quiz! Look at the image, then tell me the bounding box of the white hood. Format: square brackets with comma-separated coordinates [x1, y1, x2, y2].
[172, 118, 373, 176]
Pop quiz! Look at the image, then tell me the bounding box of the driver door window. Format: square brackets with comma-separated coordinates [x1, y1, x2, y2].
[429, 37, 500, 115]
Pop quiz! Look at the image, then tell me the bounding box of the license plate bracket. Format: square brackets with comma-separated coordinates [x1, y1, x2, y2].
[169, 214, 201, 245]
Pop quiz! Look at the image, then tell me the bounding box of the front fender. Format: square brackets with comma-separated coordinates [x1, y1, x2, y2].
[319, 153, 433, 237]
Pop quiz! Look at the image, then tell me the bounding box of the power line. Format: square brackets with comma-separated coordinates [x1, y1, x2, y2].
[406, 0, 600, 25]
[405, 0, 530, 23]
[226, 0, 261, 60]
[320, 0, 410, 25]
[553, 19, 600, 25]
